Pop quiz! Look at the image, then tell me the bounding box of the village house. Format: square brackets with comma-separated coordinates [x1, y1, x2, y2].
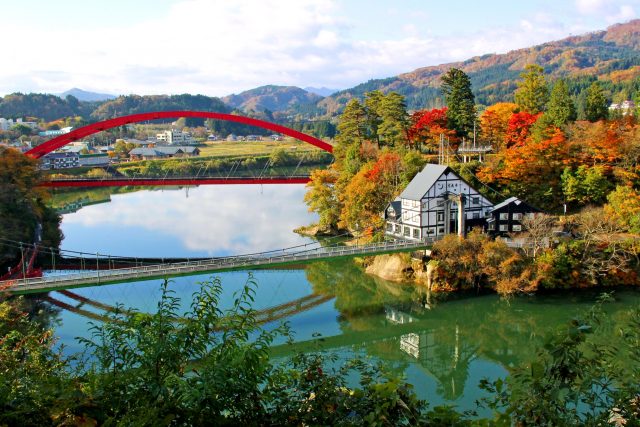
[78, 153, 110, 167]
[40, 152, 80, 170]
[385, 164, 494, 241]
[156, 129, 196, 145]
[128, 146, 200, 161]
[486, 197, 539, 236]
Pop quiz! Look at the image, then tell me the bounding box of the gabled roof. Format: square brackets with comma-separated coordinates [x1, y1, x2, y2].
[489, 196, 541, 213]
[399, 164, 449, 200]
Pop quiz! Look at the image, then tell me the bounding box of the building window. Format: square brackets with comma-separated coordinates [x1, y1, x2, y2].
[512, 224, 522, 232]
[499, 224, 508, 232]
[513, 213, 523, 220]
[404, 226, 410, 236]
[402, 199, 409, 206]
[499, 213, 509, 220]
[386, 223, 393, 231]
[472, 197, 479, 205]
[473, 212, 480, 219]
[438, 227, 444, 233]
[488, 223, 495, 230]
[426, 229, 434, 234]
[395, 224, 401, 233]
[437, 212, 444, 222]
[526, 213, 535, 219]
[413, 228, 420, 239]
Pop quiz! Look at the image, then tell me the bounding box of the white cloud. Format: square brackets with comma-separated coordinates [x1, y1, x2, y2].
[575, 0, 637, 22]
[0, 0, 636, 97]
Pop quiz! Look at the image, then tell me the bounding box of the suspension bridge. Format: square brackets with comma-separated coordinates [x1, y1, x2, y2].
[1, 238, 432, 295]
[39, 175, 312, 187]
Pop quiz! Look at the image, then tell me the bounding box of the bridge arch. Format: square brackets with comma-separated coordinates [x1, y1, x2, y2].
[25, 110, 333, 159]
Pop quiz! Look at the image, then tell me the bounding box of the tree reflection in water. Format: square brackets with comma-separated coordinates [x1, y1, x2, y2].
[304, 260, 640, 401]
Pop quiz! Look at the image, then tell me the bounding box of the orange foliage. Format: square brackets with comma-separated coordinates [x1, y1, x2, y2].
[479, 102, 518, 147]
[504, 111, 540, 148]
[408, 107, 456, 150]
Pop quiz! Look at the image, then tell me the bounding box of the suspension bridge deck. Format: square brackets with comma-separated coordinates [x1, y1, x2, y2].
[39, 175, 311, 187]
[2, 240, 431, 295]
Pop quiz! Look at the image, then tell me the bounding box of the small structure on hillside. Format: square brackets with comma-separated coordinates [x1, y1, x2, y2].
[129, 146, 200, 161]
[385, 164, 494, 241]
[486, 197, 540, 236]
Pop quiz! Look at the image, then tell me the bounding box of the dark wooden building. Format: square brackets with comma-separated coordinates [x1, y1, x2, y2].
[486, 197, 540, 236]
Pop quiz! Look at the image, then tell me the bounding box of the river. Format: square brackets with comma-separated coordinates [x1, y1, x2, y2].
[40, 184, 640, 414]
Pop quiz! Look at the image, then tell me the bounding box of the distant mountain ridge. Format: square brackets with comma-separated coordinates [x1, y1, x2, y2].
[58, 88, 116, 102]
[222, 85, 323, 117]
[304, 87, 338, 97]
[317, 19, 640, 115]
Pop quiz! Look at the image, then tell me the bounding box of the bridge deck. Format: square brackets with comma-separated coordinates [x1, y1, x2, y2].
[39, 175, 311, 187]
[2, 240, 431, 295]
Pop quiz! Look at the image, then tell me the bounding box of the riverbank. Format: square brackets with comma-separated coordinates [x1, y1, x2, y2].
[362, 230, 640, 296]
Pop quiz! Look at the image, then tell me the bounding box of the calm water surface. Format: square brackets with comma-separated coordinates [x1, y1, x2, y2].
[39, 184, 640, 414]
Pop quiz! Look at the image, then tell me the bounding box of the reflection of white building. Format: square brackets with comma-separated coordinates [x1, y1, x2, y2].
[156, 129, 196, 145]
[385, 306, 416, 324]
[385, 164, 493, 241]
[399, 331, 436, 360]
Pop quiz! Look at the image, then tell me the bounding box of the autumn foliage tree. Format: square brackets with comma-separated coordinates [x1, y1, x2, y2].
[340, 152, 404, 233]
[479, 102, 518, 147]
[504, 111, 540, 147]
[408, 107, 456, 151]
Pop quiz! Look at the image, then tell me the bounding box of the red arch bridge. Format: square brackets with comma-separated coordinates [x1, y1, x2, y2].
[27, 111, 333, 187]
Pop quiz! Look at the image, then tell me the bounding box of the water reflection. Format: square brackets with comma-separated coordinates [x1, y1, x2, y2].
[60, 185, 317, 257]
[298, 260, 640, 403]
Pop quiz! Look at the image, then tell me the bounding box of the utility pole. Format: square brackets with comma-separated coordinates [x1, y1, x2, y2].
[19, 242, 25, 279]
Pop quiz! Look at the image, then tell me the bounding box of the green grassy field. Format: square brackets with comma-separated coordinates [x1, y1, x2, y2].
[198, 137, 325, 157]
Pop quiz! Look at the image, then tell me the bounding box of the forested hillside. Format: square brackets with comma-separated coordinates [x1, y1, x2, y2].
[318, 20, 640, 116]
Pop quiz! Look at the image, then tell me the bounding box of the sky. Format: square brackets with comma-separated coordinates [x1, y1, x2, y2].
[2, 0, 639, 97]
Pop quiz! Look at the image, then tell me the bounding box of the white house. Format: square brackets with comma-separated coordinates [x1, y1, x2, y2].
[156, 129, 196, 145]
[385, 164, 494, 241]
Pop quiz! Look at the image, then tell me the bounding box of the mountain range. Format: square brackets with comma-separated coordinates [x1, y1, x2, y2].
[58, 88, 117, 102]
[2, 20, 640, 123]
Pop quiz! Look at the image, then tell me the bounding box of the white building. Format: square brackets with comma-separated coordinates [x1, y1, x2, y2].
[0, 117, 39, 131]
[385, 164, 494, 241]
[609, 100, 636, 116]
[156, 129, 196, 145]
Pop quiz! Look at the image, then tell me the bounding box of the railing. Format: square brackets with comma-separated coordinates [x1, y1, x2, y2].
[457, 145, 493, 153]
[44, 175, 312, 182]
[1, 240, 429, 293]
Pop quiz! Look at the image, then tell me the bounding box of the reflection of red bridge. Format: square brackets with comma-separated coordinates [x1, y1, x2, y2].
[26, 110, 332, 188]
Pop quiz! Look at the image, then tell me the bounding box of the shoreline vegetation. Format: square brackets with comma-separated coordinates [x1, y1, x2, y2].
[300, 67, 640, 296]
[2, 276, 640, 425]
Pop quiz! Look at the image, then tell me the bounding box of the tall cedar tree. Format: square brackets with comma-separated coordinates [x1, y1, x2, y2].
[377, 92, 409, 146]
[363, 90, 384, 144]
[546, 79, 577, 127]
[514, 64, 549, 114]
[585, 82, 609, 122]
[441, 68, 476, 139]
[334, 99, 367, 178]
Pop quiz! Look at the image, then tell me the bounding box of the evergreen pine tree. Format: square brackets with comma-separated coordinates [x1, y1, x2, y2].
[584, 82, 609, 122]
[546, 79, 577, 127]
[377, 92, 409, 146]
[514, 64, 549, 114]
[441, 68, 476, 138]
